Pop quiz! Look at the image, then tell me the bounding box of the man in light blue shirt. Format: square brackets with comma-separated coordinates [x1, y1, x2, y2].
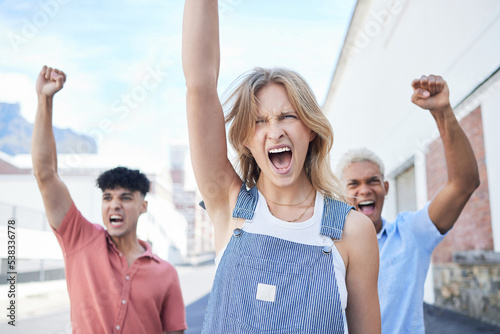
[337, 75, 480, 333]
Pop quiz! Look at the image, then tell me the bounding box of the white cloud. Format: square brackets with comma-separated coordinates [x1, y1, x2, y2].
[1, 0, 354, 157]
[0, 71, 37, 122]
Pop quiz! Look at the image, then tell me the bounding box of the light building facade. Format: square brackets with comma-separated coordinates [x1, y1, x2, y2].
[323, 0, 500, 325]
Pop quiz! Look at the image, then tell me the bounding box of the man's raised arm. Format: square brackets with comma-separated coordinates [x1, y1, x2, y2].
[411, 75, 480, 234]
[31, 65, 73, 230]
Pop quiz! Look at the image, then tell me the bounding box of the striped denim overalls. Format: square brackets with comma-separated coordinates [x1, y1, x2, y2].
[202, 184, 353, 333]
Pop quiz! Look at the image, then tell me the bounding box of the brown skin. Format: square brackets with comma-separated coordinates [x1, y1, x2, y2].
[343, 161, 388, 233]
[32, 66, 148, 264]
[32, 66, 73, 230]
[32, 66, 185, 334]
[343, 75, 480, 235]
[101, 187, 147, 266]
[411, 75, 479, 234]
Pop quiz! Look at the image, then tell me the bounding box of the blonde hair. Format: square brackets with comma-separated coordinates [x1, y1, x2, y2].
[336, 148, 385, 180]
[224, 67, 345, 201]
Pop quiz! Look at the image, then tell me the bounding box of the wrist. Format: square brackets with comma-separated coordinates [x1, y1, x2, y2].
[431, 104, 458, 128]
[37, 94, 54, 105]
[430, 103, 453, 118]
[37, 95, 54, 114]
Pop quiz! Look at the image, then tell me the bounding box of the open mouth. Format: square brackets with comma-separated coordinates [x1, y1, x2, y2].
[268, 147, 292, 173]
[109, 214, 124, 226]
[358, 200, 375, 216]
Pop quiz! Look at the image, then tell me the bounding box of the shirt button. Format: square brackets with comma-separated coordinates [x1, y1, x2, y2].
[116, 325, 120, 330]
[122, 299, 126, 304]
[125, 275, 130, 280]
[119, 253, 122, 257]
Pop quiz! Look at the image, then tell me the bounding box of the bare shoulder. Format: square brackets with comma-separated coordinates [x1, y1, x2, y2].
[343, 209, 377, 240]
[335, 209, 378, 269]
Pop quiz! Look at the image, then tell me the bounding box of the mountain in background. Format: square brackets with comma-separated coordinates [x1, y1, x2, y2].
[0, 102, 97, 155]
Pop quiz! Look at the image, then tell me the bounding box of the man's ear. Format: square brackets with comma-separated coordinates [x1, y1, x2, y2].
[384, 180, 389, 196]
[141, 200, 148, 214]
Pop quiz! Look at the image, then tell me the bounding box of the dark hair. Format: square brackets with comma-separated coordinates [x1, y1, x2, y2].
[96, 166, 150, 196]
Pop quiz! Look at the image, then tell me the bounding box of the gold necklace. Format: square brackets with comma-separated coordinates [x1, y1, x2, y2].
[266, 193, 316, 222]
[258, 186, 314, 206]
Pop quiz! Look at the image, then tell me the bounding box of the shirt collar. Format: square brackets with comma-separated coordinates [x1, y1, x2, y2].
[138, 239, 161, 262]
[376, 218, 388, 240]
[105, 232, 160, 263]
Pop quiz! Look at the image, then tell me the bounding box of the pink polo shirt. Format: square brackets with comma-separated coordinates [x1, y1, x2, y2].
[54, 202, 187, 333]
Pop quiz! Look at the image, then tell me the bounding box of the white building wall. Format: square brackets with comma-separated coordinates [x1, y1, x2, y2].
[323, 0, 500, 304]
[0, 160, 188, 264]
[325, 0, 500, 171]
[142, 195, 188, 261]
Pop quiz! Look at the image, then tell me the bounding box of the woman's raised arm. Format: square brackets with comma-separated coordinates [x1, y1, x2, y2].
[182, 0, 241, 232]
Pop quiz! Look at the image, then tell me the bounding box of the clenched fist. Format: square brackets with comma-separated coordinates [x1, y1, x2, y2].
[411, 75, 451, 114]
[36, 65, 66, 98]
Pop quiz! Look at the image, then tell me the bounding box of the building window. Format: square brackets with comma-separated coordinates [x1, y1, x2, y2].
[395, 165, 417, 213]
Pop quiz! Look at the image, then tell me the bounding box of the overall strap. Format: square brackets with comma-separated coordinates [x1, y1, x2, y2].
[320, 196, 353, 240]
[232, 183, 259, 220]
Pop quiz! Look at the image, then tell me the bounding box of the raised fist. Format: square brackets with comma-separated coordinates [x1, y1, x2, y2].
[411, 75, 451, 113]
[36, 65, 66, 98]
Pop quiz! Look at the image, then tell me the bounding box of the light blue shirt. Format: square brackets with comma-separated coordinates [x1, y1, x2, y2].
[378, 202, 445, 334]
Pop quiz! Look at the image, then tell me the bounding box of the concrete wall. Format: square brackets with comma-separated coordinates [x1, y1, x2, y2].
[433, 252, 500, 327]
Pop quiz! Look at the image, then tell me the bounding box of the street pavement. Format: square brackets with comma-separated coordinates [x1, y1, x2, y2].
[0, 263, 216, 334]
[424, 303, 500, 334]
[2, 263, 499, 333]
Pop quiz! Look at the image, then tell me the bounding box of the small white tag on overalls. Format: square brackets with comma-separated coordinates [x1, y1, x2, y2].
[256, 283, 276, 302]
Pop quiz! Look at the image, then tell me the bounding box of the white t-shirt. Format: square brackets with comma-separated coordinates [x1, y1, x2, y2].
[215, 190, 348, 331]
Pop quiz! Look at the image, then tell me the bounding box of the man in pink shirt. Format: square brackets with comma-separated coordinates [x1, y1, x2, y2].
[31, 65, 187, 334]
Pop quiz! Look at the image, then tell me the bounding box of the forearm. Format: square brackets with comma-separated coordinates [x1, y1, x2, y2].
[182, 0, 220, 90]
[32, 95, 58, 181]
[428, 106, 480, 233]
[182, 0, 239, 208]
[32, 66, 72, 229]
[433, 106, 480, 194]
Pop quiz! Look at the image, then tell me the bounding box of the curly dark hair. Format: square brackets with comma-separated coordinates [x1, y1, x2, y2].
[96, 167, 150, 196]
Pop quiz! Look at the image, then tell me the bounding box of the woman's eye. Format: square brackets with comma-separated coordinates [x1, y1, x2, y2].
[283, 115, 297, 120]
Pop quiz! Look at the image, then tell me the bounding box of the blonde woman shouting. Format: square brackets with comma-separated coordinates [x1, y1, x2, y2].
[182, 1, 381, 333]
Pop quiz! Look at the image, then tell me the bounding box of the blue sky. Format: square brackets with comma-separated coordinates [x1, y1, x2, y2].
[0, 0, 355, 165]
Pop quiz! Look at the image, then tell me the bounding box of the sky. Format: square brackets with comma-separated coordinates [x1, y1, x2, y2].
[0, 0, 356, 169]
